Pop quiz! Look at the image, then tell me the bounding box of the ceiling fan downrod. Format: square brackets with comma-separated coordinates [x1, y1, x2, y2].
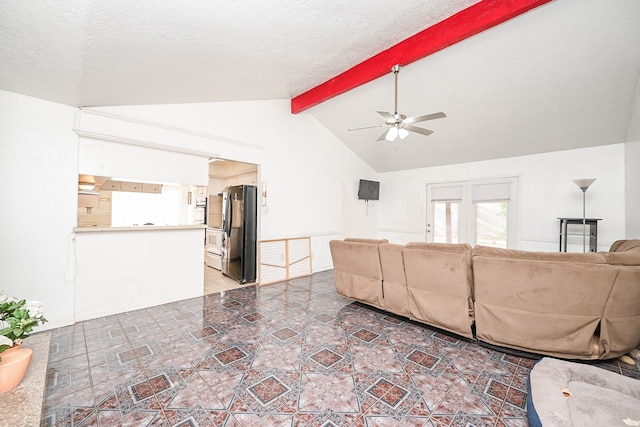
[392, 64, 401, 117]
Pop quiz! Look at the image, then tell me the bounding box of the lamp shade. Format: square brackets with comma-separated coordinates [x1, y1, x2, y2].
[573, 178, 595, 191]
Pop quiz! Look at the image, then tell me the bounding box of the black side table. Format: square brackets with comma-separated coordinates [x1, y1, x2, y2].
[558, 217, 601, 252]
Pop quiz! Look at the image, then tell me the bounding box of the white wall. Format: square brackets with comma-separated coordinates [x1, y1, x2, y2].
[378, 144, 626, 251]
[623, 80, 640, 238]
[74, 228, 204, 320]
[78, 136, 209, 185]
[0, 90, 78, 329]
[626, 141, 640, 238]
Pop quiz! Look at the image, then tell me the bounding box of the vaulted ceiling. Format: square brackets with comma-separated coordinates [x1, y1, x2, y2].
[1, 0, 639, 172]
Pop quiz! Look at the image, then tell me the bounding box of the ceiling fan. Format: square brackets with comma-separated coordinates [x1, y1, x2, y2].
[348, 64, 446, 143]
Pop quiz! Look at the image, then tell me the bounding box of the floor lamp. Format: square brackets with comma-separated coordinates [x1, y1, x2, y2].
[573, 178, 596, 253]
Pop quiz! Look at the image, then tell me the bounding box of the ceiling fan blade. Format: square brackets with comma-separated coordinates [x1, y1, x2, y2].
[377, 111, 394, 121]
[403, 124, 434, 137]
[377, 128, 392, 141]
[348, 124, 385, 131]
[403, 112, 447, 125]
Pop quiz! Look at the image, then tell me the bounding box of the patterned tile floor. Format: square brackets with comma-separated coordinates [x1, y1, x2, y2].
[41, 270, 640, 426]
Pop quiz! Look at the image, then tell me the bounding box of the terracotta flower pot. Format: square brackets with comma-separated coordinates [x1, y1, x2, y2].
[0, 344, 33, 393]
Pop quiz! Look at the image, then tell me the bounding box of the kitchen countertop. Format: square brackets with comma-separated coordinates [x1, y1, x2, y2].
[74, 224, 206, 233]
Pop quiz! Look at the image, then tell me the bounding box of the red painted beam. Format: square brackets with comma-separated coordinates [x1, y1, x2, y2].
[291, 0, 552, 114]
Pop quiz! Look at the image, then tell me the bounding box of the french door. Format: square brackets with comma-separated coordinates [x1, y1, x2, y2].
[426, 177, 518, 248]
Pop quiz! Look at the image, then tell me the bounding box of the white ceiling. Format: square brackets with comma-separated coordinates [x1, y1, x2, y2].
[1, 0, 639, 172]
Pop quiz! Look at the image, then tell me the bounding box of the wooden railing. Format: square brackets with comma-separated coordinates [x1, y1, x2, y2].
[258, 237, 312, 286]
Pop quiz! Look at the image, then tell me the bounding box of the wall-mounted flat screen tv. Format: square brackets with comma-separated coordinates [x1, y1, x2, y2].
[358, 179, 379, 201]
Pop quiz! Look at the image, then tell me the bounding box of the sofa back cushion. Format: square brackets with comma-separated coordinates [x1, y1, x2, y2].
[603, 251, 640, 266]
[329, 240, 385, 309]
[406, 242, 473, 255]
[403, 242, 474, 338]
[344, 238, 389, 244]
[609, 239, 640, 252]
[472, 245, 607, 264]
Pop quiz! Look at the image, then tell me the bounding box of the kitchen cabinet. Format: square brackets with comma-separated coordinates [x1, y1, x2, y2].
[221, 173, 257, 188]
[209, 177, 224, 195]
[242, 173, 257, 185]
[101, 180, 162, 193]
[142, 183, 162, 194]
[77, 191, 112, 227]
[120, 181, 142, 192]
[222, 176, 238, 188]
[102, 181, 120, 191]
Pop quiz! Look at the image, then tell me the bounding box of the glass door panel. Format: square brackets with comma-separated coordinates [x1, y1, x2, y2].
[433, 201, 460, 243]
[475, 201, 508, 248]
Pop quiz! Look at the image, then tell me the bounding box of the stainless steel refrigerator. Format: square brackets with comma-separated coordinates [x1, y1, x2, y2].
[221, 185, 257, 283]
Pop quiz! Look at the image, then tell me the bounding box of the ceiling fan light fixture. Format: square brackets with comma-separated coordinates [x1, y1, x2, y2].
[398, 128, 409, 140]
[385, 127, 399, 141]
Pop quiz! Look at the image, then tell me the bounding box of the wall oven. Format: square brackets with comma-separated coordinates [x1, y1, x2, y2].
[205, 227, 223, 270]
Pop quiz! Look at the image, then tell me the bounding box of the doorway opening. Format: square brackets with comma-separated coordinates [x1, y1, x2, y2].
[204, 158, 260, 294]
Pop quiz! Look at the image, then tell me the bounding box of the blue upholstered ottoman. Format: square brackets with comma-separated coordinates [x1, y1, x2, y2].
[527, 357, 640, 426]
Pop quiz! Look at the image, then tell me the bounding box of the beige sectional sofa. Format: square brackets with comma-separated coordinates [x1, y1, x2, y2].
[329, 238, 640, 360]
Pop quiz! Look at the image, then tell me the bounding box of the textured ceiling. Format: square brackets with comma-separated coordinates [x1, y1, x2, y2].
[0, 0, 478, 106]
[1, 0, 639, 172]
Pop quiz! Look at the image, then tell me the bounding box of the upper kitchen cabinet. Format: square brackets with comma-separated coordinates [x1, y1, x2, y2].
[142, 183, 162, 194]
[101, 180, 163, 194]
[242, 172, 257, 186]
[120, 181, 141, 192]
[209, 159, 258, 190]
[102, 181, 120, 191]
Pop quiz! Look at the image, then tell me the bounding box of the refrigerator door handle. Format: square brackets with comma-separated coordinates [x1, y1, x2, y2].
[227, 197, 233, 237]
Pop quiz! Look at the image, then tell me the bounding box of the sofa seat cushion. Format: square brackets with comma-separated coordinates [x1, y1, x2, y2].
[528, 357, 640, 427]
